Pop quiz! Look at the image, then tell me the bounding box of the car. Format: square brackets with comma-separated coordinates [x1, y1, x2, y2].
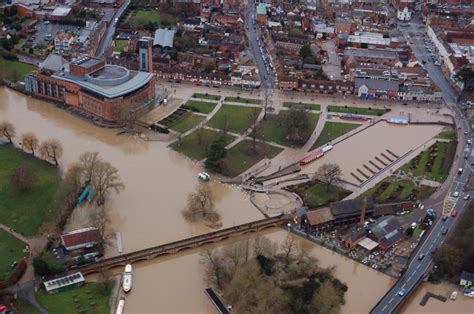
[442, 227, 449, 235]
[464, 194, 470, 200]
[451, 210, 458, 217]
[398, 288, 406, 296]
[418, 253, 425, 261]
[453, 191, 460, 197]
[465, 131, 469, 135]
[442, 215, 448, 221]
[468, 139, 472, 145]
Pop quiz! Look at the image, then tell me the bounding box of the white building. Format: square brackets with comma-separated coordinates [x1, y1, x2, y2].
[397, 7, 412, 21]
[54, 32, 74, 53]
[348, 32, 391, 47]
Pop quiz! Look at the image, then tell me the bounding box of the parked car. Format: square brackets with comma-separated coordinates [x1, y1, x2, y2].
[418, 253, 425, 261]
[442, 215, 448, 221]
[464, 194, 470, 200]
[453, 191, 460, 197]
[442, 227, 449, 235]
[451, 210, 458, 217]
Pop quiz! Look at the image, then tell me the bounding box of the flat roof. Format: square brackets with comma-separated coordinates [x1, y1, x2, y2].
[52, 71, 154, 99]
[357, 237, 379, 251]
[43, 272, 84, 293]
[70, 56, 103, 68]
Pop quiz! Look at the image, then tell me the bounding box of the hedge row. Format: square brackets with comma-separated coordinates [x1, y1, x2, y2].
[0, 260, 27, 289]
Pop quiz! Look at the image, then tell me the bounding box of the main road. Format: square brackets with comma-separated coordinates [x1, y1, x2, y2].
[244, 0, 276, 88]
[371, 17, 468, 314]
[96, 0, 131, 58]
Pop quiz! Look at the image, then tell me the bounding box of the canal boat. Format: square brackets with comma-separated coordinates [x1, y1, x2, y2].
[198, 172, 210, 182]
[122, 264, 133, 292]
[115, 297, 125, 314]
[450, 290, 458, 300]
[463, 288, 474, 297]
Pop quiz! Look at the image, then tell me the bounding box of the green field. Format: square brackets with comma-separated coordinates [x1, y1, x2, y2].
[224, 96, 262, 105]
[167, 112, 204, 133]
[328, 105, 387, 116]
[170, 129, 235, 161]
[220, 140, 283, 177]
[283, 102, 321, 111]
[257, 112, 319, 147]
[2, 59, 36, 82]
[131, 10, 176, 27]
[184, 100, 217, 114]
[207, 105, 261, 134]
[0, 229, 26, 280]
[311, 121, 360, 150]
[0, 145, 61, 236]
[193, 93, 220, 101]
[36, 282, 113, 314]
[113, 39, 129, 53]
[286, 181, 351, 208]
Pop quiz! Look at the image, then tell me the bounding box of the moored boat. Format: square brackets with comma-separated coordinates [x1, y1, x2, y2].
[115, 297, 125, 314]
[450, 290, 458, 300]
[198, 172, 210, 182]
[122, 264, 133, 292]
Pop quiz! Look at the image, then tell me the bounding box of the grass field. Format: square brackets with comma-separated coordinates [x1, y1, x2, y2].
[283, 102, 321, 111]
[167, 112, 204, 133]
[257, 112, 319, 147]
[170, 129, 235, 161]
[2, 59, 36, 82]
[0, 145, 61, 236]
[286, 181, 351, 208]
[193, 93, 220, 101]
[15, 298, 41, 314]
[0, 229, 26, 280]
[184, 100, 217, 114]
[311, 121, 360, 150]
[36, 282, 113, 314]
[328, 105, 387, 116]
[224, 96, 262, 105]
[220, 140, 283, 177]
[113, 39, 129, 53]
[207, 105, 261, 134]
[436, 129, 456, 140]
[406, 141, 455, 182]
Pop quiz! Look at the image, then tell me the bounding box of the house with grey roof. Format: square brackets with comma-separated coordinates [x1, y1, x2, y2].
[153, 29, 175, 49]
[355, 78, 400, 99]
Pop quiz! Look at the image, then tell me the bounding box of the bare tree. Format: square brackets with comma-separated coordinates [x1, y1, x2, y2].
[79, 152, 102, 182]
[21, 132, 39, 156]
[282, 106, 311, 144]
[248, 106, 260, 153]
[280, 235, 296, 267]
[200, 249, 226, 290]
[263, 88, 269, 120]
[196, 126, 205, 146]
[182, 184, 220, 224]
[10, 163, 36, 191]
[223, 242, 250, 270]
[39, 138, 63, 166]
[314, 163, 342, 190]
[253, 236, 277, 258]
[0, 121, 16, 143]
[91, 161, 125, 205]
[89, 206, 113, 253]
[118, 102, 143, 130]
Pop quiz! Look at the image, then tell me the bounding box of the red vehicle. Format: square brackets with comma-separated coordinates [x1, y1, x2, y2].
[451, 210, 458, 217]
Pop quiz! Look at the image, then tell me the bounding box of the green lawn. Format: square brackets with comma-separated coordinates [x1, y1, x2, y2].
[257, 112, 319, 147]
[36, 282, 113, 314]
[436, 130, 456, 140]
[286, 181, 351, 208]
[193, 93, 220, 101]
[220, 140, 283, 177]
[283, 101, 321, 111]
[224, 96, 262, 105]
[184, 100, 217, 114]
[2, 59, 36, 82]
[0, 145, 61, 236]
[170, 129, 235, 161]
[113, 39, 128, 53]
[167, 112, 204, 133]
[406, 141, 455, 182]
[207, 105, 261, 134]
[0, 229, 26, 280]
[15, 298, 41, 314]
[311, 121, 359, 150]
[131, 10, 176, 27]
[328, 105, 387, 116]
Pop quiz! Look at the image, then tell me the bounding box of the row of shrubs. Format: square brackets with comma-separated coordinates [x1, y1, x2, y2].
[181, 105, 201, 113]
[0, 260, 27, 289]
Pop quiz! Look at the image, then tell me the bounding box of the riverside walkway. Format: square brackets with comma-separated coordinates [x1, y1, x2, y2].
[70, 215, 289, 275]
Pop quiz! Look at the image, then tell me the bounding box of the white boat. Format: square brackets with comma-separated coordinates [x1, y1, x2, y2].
[115, 297, 125, 314]
[450, 290, 458, 300]
[198, 172, 210, 182]
[464, 288, 474, 297]
[122, 264, 133, 292]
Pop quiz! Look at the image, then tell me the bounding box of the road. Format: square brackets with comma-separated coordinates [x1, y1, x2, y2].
[96, 0, 130, 58]
[371, 18, 468, 314]
[244, 0, 276, 88]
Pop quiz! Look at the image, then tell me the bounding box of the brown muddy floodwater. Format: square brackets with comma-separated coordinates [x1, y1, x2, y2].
[6, 88, 461, 314]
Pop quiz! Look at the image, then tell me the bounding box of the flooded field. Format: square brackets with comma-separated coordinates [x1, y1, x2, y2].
[303, 121, 444, 185]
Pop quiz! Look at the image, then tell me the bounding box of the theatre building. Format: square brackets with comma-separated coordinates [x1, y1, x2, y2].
[24, 54, 156, 124]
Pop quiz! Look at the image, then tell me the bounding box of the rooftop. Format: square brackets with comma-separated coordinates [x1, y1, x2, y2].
[153, 28, 175, 48]
[51, 5, 72, 17]
[355, 78, 400, 92]
[61, 227, 99, 250]
[70, 56, 103, 68]
[330, 196, 374, 218]
[43, 272, 84, 293]
[304, 207, 334, 226]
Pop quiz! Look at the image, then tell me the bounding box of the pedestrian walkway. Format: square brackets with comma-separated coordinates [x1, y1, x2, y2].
[0, 223, 29, 244]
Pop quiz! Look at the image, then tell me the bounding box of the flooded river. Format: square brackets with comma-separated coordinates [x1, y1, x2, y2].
[2, 88, 471, 313]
